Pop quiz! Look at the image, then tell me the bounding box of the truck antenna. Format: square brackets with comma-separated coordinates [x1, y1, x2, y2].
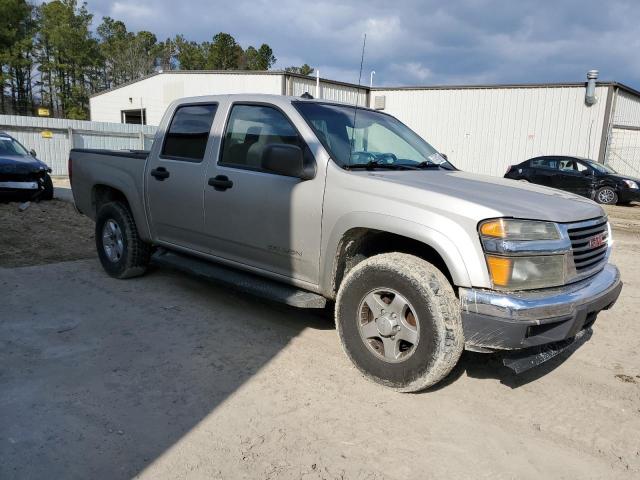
[347, 33, 367, 168]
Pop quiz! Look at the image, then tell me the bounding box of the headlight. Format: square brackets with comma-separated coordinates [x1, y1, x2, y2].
[485, 255, 565, 290]
[622, 179, 638, 189]
[479, 219, 568, 290]
[479, 218, 560, 240]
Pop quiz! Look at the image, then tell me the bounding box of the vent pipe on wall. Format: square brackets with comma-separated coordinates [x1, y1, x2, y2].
[585, 70, 599, 106]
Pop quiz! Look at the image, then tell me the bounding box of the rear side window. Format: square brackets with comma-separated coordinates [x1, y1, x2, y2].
[220, 104, 305, 170]
[531, 157, 559, 170]
[162, 104, 217, 161]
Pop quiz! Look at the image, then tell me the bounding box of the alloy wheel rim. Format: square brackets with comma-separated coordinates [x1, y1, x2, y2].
[599, 189, 614, 203]
[102, 219, 124, 262]
[357, 288, 420, 363]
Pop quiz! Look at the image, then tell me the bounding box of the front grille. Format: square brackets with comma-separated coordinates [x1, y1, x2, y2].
[567, 217, 609, 273]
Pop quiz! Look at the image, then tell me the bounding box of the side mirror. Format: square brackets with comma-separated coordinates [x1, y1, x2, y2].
[262, 144, 313, 179]
[29, 149, 37, 157]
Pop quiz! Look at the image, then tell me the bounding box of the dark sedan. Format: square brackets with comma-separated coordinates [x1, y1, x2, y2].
[505, 155, 640, 205]
[0, 132, 53, 201]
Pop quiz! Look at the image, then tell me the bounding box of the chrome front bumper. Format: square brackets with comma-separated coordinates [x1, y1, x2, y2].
[459, 264, 622, 350]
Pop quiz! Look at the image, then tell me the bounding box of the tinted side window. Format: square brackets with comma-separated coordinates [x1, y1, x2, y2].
[162, 104, 217, 161]
[220, 105, 304, 170]
[531, 158, 559, 170]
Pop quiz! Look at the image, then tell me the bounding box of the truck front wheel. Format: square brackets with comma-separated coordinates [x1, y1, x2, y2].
[335, 253, 464, 392]
[95, 202, 151, 279]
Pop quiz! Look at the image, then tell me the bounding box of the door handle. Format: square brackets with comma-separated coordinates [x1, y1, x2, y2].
[150, 167, 170, 181]
[208, 175, 233, 191]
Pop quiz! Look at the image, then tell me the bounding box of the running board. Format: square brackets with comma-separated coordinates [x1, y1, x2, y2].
[151, 250, 327, 309]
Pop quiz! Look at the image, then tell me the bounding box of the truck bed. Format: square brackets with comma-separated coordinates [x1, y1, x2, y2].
[69, 148, 151, 239]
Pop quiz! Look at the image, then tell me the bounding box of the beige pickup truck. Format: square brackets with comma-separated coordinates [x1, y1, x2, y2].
[70, 94, 622, 391]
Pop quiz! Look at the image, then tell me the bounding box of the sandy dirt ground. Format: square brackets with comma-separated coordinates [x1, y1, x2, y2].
[0, 199, 94, 267]
[1, 201, 639, 479]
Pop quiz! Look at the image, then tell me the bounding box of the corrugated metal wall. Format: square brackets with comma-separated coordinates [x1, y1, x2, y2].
[605, 89, 640, 177]
[0, 115, 156, 175]
[287, 76, 368, 105]
[613, 90, 640, 127]
[90, 72, 283, 125]
[370, 86, 610, 176]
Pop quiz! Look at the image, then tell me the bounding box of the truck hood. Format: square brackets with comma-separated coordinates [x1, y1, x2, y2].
[365, 169, 605, 223]
[0, 155, 47, 174]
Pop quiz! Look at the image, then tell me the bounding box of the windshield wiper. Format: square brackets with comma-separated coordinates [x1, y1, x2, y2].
[344, 160, 418, 171]
[414, 161, 442, 169]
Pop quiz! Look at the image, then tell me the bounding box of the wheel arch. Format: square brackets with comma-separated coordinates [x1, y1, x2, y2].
[321, 213, 473, 299]
[91, 183, 152, 241]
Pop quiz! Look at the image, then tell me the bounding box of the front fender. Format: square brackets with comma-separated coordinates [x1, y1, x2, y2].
[320, 211, 488, 296]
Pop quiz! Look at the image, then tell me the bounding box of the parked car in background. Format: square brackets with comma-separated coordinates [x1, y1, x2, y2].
[504, 155, 640, 205]
[0, 132, 53, 201]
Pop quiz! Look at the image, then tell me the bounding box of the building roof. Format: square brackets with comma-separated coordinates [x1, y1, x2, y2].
[90, 70, 367, 98]
[90, 69, 640, 101]
[371, 81, 640, 98]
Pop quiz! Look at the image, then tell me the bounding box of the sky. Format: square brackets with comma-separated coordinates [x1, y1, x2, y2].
[84, 0, 640, 90]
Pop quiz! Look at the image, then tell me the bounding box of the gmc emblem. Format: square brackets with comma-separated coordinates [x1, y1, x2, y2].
[589, 233, 606, 249]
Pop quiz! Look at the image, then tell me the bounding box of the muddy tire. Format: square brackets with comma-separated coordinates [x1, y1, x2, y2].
[335, 252, 464, 392]
[95, 202, 151, 279]
[595, 186, 618, 205]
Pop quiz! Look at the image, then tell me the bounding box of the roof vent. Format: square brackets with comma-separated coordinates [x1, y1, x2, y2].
[585, 70, 598, 106]
[301, 92, 314, 99]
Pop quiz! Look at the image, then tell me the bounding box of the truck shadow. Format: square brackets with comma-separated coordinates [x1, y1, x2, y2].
[0, 261, 332, 480]
[432, 347, 583, 390]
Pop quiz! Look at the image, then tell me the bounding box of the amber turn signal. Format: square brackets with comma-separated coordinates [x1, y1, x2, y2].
[486, 256, 512, 287]
[479, 219, 506, 238]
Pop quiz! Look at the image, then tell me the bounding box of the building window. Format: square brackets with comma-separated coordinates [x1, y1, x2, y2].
[121, 109, 146, 125]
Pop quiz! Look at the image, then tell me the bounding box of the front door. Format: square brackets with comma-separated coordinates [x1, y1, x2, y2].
[553, 159, 592, 197]
[202, 103, 324, 285]
[146, 102, 219, 250]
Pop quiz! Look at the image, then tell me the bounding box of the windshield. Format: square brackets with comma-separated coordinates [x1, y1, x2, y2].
[294, 102, 453, 170]
[583, 159, 617, 174]
[0, 136, 30, 156]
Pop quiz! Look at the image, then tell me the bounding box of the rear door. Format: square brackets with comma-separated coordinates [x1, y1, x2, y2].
[145, 102, 219, 249]
[201, 102, 324, 285]
[529, 157, 559, 186]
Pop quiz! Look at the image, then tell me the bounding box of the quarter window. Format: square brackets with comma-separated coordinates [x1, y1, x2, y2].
[162, 104, 217, 161]
[220, 105, 305, 170]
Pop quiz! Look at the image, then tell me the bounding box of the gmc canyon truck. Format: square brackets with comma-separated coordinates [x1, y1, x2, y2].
[70, 94, 622, 392]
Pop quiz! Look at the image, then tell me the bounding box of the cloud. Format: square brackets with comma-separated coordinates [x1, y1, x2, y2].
[110, 2, 153, 19]
[84, 0, 640, 89]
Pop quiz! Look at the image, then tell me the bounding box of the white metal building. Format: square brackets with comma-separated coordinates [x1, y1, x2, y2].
[89, 70, 640, 178]
[371, 82, 640, 177]
[89, 71, 367, 126]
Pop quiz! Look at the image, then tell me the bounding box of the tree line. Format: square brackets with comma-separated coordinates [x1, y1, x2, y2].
[0, 0, 314, 119]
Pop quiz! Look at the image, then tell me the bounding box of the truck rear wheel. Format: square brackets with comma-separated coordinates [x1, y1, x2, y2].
[335, 252, 464, 392]
[95, 202, 151, 279]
